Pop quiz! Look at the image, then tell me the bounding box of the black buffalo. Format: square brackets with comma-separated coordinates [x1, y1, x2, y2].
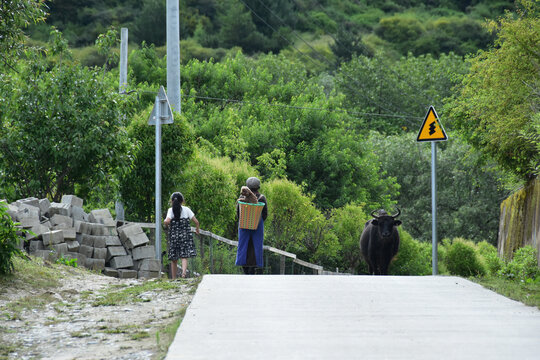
[360, 208, 402, 275]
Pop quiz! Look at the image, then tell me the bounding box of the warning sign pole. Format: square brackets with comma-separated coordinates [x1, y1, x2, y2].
[431, 141, 438, 275]
[417, 106, 447, 275]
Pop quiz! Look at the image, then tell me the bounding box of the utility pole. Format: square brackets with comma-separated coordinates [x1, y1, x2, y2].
[119, 28, 128, 93]
[166, 0, 181, 112]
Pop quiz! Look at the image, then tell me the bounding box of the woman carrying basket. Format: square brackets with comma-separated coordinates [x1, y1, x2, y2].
[236, 177, 268, 275]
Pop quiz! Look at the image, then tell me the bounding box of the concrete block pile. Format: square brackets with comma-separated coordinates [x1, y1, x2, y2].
[4, 195, 161, 279]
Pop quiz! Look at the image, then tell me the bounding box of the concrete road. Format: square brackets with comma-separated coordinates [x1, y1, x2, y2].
[165, 275, 540, 359]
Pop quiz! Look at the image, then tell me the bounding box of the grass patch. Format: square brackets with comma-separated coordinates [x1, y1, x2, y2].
[92, 279, 183, 307]
[70, 331, 91, 338]
[0, 256, 62, 292]
[155, 307, 188, 358]
[0, 342, 19, 358]
[474, 276, 540, 309]
[3, 293, 58, 320]
[130, 331, 150, 340]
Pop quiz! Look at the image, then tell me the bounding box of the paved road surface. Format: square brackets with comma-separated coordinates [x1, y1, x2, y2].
[166, 275, 540, 359]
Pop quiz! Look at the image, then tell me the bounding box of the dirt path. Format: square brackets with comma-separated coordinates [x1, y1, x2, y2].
[0, 258, 197, 360]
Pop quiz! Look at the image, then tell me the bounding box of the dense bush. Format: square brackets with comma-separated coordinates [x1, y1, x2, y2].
[390, 230, 432, 276]
[0, 203, 23, 275]
[498, 246, 540, 282]
[443, 238, 486, 277]
[476, 241, 504, 275]
[329, 204, 369, 274]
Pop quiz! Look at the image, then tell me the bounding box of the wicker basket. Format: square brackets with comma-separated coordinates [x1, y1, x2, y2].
[238, 201, 264, 230]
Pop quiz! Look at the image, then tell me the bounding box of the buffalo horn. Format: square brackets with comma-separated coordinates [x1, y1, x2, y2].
[371, 209, 380, 218]
[391, 207, 401, 218]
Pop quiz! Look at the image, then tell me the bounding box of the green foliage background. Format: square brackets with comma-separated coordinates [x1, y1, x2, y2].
[0, 0, 538, 275]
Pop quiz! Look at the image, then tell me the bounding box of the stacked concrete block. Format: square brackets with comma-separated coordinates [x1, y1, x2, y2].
[117, 223, 159, 278]
[118, 223, 150, 249]
[89, 209, 116, 226]
[10, 194, 164, 279]
[136, 258, 161, 278]
[38, 198, 51, 217]
[61, 195, 83, 208]
[17, 204, 41, 228]
[49, 202, 71, 217]
[42, 230, 64, 246]
[16, 197, 40, 209]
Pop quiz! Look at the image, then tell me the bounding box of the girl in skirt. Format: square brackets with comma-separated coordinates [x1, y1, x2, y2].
[164, 192, 200, 279]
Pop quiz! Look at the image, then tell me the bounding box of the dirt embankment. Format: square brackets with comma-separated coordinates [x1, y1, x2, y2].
[0, 257, 197, 360]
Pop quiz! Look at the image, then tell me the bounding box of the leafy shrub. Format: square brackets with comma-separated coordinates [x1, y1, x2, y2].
[390, 229, 432, 276]
[0, 203, 23, 275]
[329, 204, 369, 274]
[476, 240, 503, 275]
[56, 256, 78, 268]
[498, 246, 540, 282]
[443, 238, 486, 277]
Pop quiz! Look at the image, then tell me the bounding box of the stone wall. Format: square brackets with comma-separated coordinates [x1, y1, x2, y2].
[4, 195, 161, 279]
[498, 178, 540, 265]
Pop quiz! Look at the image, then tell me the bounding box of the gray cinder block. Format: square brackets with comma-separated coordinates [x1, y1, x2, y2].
[66, 240, 80, 252]
[138, 270, 160, 279]
[80, 233, 95, 247]
[17, 197, 40, 208]
[19, 217, 41, 228]
[51, 214, 73, 228]
[39, 198, 51, 216]
[107, 246, 127, 261]
[42, 230, 64, 246]
[103, 267, 119, 277]
[105, 236, 122, 247]
[85, 258, 105, 271]
[110, 255, 134, 269]
[61, 228, 77, 241]
[117, 269, 138, 279]
[132, 245, 155, 261]
[93, 236, 107, 248]
[71, 206, 88, 222]
[52, 243, 68, 255]
[137, 258, 161, 272]
[125, 232, 150, 249]
[89, 209, 115, 226]
[29, 240, 44, 253]
[93, 247, 107, 260]
[26, 224, 49, 240]
[49, 202, 71, 217]
[61, 194, 83, 208]
[78, 244, 94, 258]
[88, 223, 106, 236]
[118, 223, 144, 244]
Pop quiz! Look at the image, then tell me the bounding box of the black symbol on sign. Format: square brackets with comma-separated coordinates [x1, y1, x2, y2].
[429, 121, 437, 135]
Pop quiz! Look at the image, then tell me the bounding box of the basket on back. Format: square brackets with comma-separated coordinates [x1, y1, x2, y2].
[238, 201, 265, 230]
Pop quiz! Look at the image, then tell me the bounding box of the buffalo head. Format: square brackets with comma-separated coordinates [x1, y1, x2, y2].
[370, 208, 402, 238]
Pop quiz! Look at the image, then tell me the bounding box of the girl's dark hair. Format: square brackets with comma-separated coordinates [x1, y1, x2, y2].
[171, 192, 184, 219]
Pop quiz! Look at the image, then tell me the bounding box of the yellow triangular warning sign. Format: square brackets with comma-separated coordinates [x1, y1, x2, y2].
[417, 106, 448, 142]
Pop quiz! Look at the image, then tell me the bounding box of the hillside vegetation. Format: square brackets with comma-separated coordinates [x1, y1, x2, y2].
[1, 0, 538, 275]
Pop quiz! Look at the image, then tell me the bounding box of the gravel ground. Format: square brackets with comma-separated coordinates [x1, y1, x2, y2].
[0, 258, 197, 360]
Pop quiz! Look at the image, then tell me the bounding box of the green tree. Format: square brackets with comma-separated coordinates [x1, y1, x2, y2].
[216, 0, 267, 53]
[336, 53, 469, 134]
[0, 0, 47, 69]
[0, 46, 134, 201]
[263, 178, 339, 267]
[0, 202, 23, 275]
[370, 132, 506, 244]
[447, 0, 540, 179]
[119, 108, 195, 222]
[329, 203, 369, 273]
